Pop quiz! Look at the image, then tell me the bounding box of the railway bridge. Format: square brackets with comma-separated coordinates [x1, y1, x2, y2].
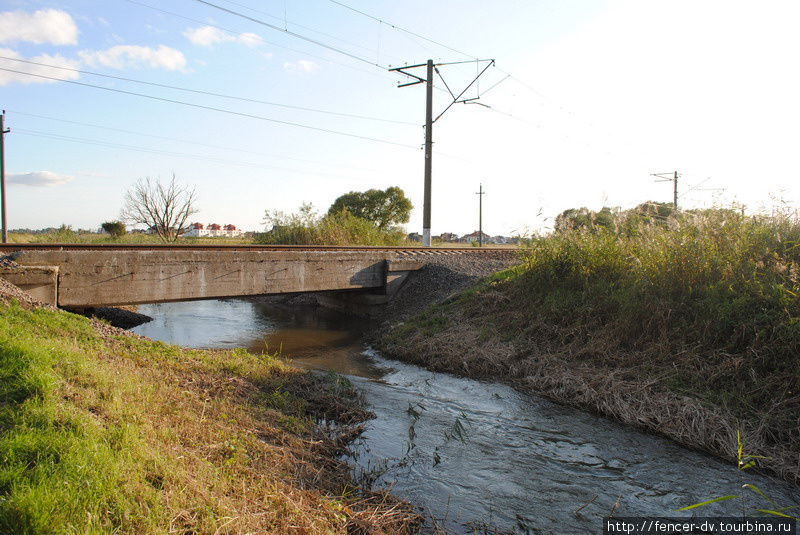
[0, 244, 512, 308]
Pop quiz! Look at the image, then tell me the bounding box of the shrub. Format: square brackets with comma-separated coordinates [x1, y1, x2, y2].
[101, 221, 127, 238]
[256, 203, 406, 246]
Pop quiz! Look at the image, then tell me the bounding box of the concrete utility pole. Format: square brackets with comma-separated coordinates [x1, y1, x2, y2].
[423, 59, 433, 247]
[390, 58, 495, 246]
[476, 183, 485, 247]
[0, 111, 9, 244]
[672, 170, 678, 210]
[651, 170, 679, 210]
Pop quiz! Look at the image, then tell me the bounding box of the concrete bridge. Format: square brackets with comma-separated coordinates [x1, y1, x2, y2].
[0, 244, 513, 308]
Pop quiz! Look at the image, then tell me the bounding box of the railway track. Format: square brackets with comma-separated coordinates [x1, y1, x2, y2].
[0, 243, 519, 255]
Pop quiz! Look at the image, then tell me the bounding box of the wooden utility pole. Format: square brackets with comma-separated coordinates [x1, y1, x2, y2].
[1, 111, 9, 244]
[476, 183, 485, 247]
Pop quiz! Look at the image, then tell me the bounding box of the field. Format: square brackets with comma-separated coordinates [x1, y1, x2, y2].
[8, 230, 253, 246]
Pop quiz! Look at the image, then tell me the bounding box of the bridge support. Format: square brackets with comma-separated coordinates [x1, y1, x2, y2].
[0, 265, 58, 306]
[315, 258, 421, 316]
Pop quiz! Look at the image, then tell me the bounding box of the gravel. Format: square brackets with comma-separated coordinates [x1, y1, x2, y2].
[0, 276, 52, 310]
[374, 252, 520, 325]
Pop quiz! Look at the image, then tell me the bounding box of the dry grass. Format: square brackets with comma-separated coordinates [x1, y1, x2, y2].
[380, 297, 799, 484]
[379, 211, 800, 485]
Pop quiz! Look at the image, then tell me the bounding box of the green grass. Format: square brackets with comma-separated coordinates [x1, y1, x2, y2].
[0, 300, 396, 534]
[0, 305, 164, 533]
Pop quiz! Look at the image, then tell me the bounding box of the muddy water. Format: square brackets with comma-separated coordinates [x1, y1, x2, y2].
[133, 299, 800, 534]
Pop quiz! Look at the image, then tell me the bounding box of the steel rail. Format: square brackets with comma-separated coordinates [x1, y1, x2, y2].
[0, 243, 518, 253]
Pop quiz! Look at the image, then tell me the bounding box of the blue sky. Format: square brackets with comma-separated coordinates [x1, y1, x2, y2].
[1, 0, 799, 235]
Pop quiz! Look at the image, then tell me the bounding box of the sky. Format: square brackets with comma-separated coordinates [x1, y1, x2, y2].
[1, 0, 799, 235]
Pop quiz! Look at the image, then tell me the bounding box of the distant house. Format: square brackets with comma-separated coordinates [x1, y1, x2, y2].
[438, 232, 459, 242]
[221, 224, 243, 237]
[183, 222, 208, 238]
[184, 222, 243, 238]
[407, 232, 422, 242]
[461, 231, 491, 243]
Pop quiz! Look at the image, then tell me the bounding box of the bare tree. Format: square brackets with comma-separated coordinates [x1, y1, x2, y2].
[121, 175, 198, 242]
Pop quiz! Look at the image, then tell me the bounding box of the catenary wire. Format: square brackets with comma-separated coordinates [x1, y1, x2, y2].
[13, 128, 380, 180]
[123, 0, 395, 82]
[7, 109, 386, 174]
[326, 0, 478, 61]
[212, 0, 406, 64]
[0, 55, 415, 125]
[0, 67, 419, 149]
[190, 0, 388, 68]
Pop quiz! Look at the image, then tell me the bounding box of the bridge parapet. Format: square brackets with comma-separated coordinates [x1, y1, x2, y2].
[0, 245, 515, 307]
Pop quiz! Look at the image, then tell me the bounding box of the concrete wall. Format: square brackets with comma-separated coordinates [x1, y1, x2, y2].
[3, 248, 423, 307]
[0, 266, 58, 306]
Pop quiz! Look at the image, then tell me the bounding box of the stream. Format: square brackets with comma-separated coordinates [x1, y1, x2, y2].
[132, 298, 800, 534]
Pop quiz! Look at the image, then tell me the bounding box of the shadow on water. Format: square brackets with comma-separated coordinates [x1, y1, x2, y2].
[133, 298, 800, 534]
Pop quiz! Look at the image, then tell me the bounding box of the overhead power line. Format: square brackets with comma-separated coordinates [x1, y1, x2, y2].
[8, 110, 384, 174]
[213, 0, 406, 63]
[123, 0, 393, 81]
[0, 67, 418, 149]
[13, 128, 375, 180]
[190, 0, 387, 68]
[327, 0, 478, 61]
[0, 55, 414, 125]
[323, 0, 575, 118]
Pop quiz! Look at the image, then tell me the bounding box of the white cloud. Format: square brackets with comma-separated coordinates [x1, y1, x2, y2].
[283, 60, 317, 73]
[9, 171, 74, 187]
[78, 45, 187, 71]
[184, 26, 263, 47]
[0, 9, 78, 45]
[0, 48, 80, 86]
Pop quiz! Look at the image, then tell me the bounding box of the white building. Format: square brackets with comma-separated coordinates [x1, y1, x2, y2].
[184, 223, 243, 238]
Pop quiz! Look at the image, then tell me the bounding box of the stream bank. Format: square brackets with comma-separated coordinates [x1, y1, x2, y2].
[0, 279, 420, 534]
[375, 261, 800, 486]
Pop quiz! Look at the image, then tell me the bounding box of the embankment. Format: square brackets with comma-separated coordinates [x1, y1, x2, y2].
[0, 278, 419, 534]
[376, 214, 800, 485]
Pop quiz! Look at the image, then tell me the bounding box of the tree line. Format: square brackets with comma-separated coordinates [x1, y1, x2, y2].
[104, 175, 413, 244]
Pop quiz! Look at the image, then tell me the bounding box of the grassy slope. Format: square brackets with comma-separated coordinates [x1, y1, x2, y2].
[379, 212, 800, 483]
[0, 299, 415, 534]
